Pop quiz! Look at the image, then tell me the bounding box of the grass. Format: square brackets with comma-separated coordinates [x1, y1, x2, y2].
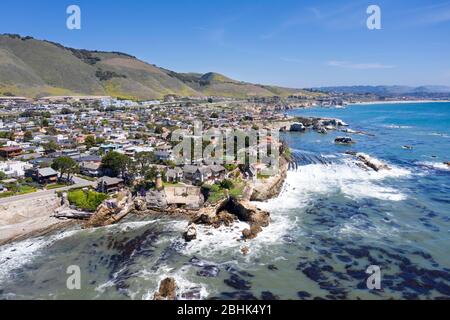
[67, 189, 108, 212]
[283, 146, 292, 161]
[207, 187, 227, 204]
[75, 174, 97, 182]
[0, 184, 38, 198]
[0, 191, 15, 198]
[257, 173, 272, 180]
[205, 178, 245, 204]
[46, 183, 68, 190]
[229, 183, 245, 199]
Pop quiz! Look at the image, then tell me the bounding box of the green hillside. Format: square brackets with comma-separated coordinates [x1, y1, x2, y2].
[0, 34, 313, 100]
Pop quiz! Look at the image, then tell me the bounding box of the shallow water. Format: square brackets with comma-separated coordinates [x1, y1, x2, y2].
[0, 102, 449, 300]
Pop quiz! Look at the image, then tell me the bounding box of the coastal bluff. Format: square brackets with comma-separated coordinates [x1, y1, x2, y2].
[250, 156, 289, 201]
[0, 193, 65, 245]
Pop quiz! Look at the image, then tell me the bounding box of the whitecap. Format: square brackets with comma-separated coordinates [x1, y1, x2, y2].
[382, 124, 413, 129]
[0, 229, 80, 282]
[417, 161, 450, 171]
[258, 158, 410, 212]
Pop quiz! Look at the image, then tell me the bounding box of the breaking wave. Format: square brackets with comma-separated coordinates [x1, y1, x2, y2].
[416, 161, 450, 171]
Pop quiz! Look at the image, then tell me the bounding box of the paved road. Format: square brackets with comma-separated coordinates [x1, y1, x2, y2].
[0, 177, 96, 205]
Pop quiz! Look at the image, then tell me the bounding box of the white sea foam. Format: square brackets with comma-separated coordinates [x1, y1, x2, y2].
[0, 219, 161, 284]
[417, 161, 450, 171]
[181, 204, 294, 259]
[182, 221, 249, 258]
[140, 265, 210, 301]
[429, 132, 450, 139]
[0, 229, 80, 282]
[382, 124, 413, 129]
[333, 214, 400, 240]
[259, 160, 410, 213]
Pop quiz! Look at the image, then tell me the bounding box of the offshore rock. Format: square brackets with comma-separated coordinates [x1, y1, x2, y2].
[183, 224, 197, 242]
[242, 224, 263, 240]
[191, 197, 270, 240]
[335, 137, 354, 145]
[154, 277, 177, 300]
[356, 153, 390, 172]
[290, 122, 306, 132]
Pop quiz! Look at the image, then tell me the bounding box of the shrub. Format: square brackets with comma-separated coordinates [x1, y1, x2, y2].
[220, 179, 234, 190]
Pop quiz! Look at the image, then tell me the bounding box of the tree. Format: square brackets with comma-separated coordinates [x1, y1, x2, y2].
[96, 137, 106, 145]
[220, 179, 234, 190]
[43, 141, 60, 153]
[84, 135, 97, 150]
[24, 131, 33, 142]
[134, 151, 157, 175]
[61, 108, 72, 115]
[41, 118, 49, 128]
[51, 156, 79, 182]
[101, 152, 131, 178]
[144, 166, 158, 182]
[154, 125, 164, 134]
[0, 171, 7, 181]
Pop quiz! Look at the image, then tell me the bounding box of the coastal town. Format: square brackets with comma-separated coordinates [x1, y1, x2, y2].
[0, 93, 322, 246]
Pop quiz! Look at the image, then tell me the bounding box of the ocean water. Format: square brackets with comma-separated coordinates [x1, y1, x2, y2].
[0, 102, 449, 300]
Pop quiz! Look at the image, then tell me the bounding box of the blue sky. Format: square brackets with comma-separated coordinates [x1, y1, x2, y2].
[1, 0, 450, 88]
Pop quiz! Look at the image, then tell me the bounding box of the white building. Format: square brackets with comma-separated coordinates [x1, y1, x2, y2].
[0, 161, 33, 178]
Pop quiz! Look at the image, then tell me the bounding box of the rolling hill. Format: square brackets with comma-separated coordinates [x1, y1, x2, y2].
[0, 34, 312, 100]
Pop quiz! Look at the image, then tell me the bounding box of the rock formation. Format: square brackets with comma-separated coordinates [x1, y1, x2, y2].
[335, 137, 354, 144]
[154, 277, 177, 300]
[85, 191, 134, 228]
[242, 224, 263, 240]
[250, 157, 288, 201]
[356, 153, 390, 171]
[191, 196, 270, 240]
[143, 190, 168, 210]
[290, 122, 306, 132]
[183, 224, 197, 242]
[241, 246, 249, 255]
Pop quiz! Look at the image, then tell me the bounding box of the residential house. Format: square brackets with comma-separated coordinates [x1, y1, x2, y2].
[155, 150, 173, 162]
[80, 162, 101, 177]
[209, 165, 227, 182]
[0, 146, 22, 158]
[0, 161, 33, 178]
[166, 167, 183, 183]
[183, 165, 212, 186]
[97, 176, 125, 194]
[26, 167, 58, 184]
